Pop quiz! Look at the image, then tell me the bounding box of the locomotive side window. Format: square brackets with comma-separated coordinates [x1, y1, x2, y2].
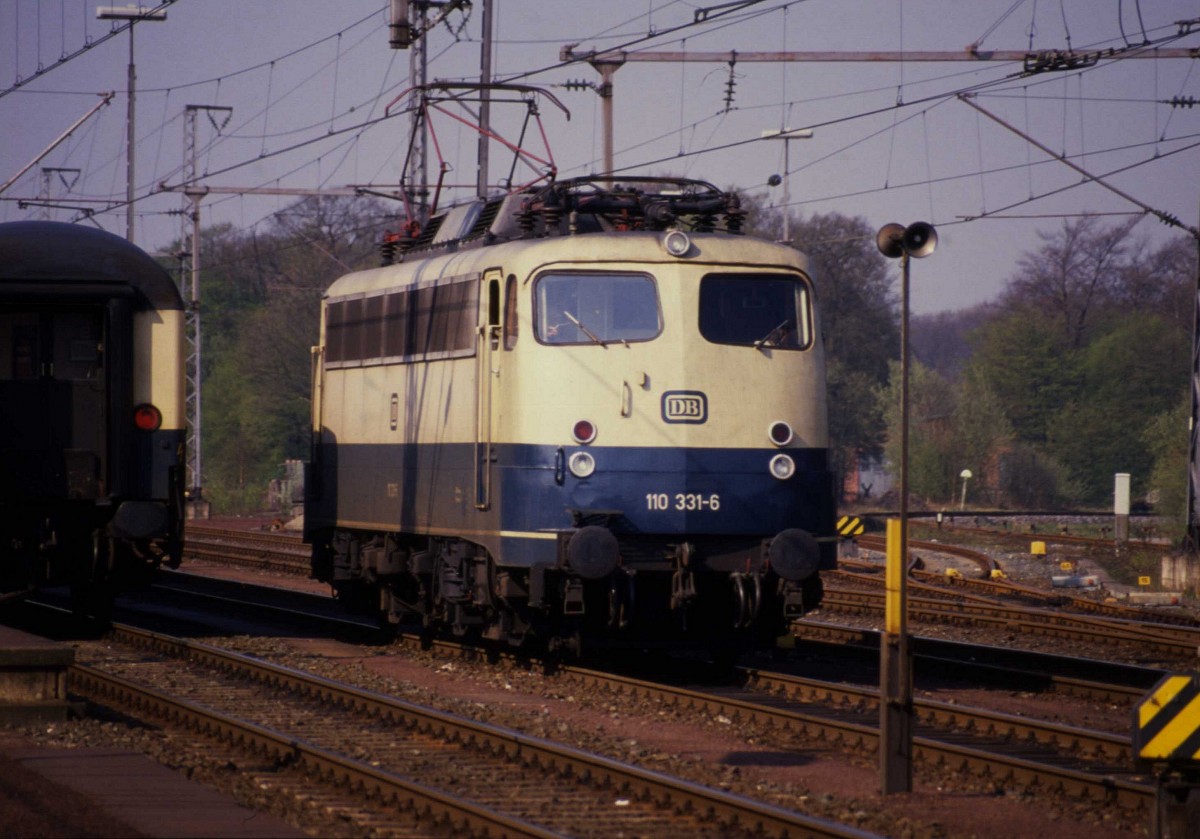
[362, 295, 385, 360]
[534, 271, 660, 345]
[324, 298, 351, 363]
[325, 277, 479, 368]
[698, 273, 812, 350]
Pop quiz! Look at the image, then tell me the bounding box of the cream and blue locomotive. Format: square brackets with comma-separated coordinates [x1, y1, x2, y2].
[305, 177, 835, 652]
[0, 221, 186, 616]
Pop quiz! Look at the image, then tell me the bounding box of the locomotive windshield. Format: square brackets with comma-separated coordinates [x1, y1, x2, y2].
[535, 272, 660, 345]
[698, 273, 812, 350]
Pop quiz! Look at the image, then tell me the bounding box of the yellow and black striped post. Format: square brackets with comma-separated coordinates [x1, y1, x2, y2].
[837, 515, 865, 558]
[1134, 675, 1200, 837]
[837, 515, 865, 538]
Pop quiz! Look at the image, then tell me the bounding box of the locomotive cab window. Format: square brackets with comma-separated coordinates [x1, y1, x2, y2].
[535, 271, 660, 345]
[698, 273, 812, 350]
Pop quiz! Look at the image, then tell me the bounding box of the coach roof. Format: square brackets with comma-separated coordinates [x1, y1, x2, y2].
[0, 220, 183, 310]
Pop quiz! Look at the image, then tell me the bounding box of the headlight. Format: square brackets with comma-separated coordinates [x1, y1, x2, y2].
[662, 229, 691, 257]
[769, 453, 795, 480]
[568, 451, 596, 478]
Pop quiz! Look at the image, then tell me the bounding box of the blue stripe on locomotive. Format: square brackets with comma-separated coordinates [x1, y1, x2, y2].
[313, 440, 833, 567]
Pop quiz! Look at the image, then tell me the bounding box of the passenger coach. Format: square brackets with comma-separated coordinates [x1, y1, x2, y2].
[306, 177, 836, 653]
[0, 221, 185, 616]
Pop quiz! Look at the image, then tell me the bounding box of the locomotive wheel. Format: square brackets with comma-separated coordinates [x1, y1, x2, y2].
[69, 531, 115, 625]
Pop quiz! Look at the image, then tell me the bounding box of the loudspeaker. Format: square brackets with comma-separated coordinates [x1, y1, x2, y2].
[902, 221, 938, 258]
[875, 223, 906, 258]
[876, 221, 938, 258]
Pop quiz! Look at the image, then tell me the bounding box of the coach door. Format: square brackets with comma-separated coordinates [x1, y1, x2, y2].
[0, 306, 107, 500]
[474, 270, 503, 510]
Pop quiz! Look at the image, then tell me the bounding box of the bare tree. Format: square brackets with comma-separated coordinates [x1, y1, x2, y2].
[1004, 215, 1138, 348]
[1114, 233, 1197, 337]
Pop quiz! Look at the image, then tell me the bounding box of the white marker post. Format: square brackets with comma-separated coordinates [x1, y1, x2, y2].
[1114, 472, 1131, 542]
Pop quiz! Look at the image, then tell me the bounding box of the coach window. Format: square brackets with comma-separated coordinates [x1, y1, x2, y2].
[52, 312, 102, 380]
[535, 271, 660, 346]
[503, 274, 519, 350]
[0, 313, 39, 379]
[698, 273, 812, 350]
[0, 311, 101, 380]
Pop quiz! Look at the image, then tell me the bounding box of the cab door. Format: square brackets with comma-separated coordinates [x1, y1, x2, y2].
[474, 270, 503, 510]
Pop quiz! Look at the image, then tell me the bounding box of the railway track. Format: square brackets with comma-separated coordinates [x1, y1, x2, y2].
[900, 562, 1198, 627]
[10, 560, 1157, 835]
[789, 621, 1157, 705]
[67, 620, 874, 839]
[180, 525, 1172, 695]
[164, 564, 1168, 693]
[375, 628, 1151, 813]
[354, 629, 1152, 814]
[186, 525, 1200, 661]
[851, 533, 1200, 646]
[171, 526, 1161, 813]
[149, 568, 1162, 708]
[184, 525, 309, 575]
[822, 580, 1200, 660]
[142, 584, 1163, 819]
[546, 663, 1150, 811]
[908, 518, 1164, 548]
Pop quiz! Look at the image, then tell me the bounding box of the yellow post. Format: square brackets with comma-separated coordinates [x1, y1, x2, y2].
[885, 518, 905, 634]
[881, 517, 912, 793]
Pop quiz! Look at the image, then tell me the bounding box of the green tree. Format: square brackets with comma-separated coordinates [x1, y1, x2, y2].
[953, 371, 1014, 504]
[880, 359, 958, 502]
[795, 213, 898, 385]
[879, 358, 1018, 508]
[1046, 313, 1189, 503]
[994, 443, 1082, 508]
[196, 222, 269, 367]
[967, 307, 1079, 445]
[1145, 399, 1190, 531]
[199, 196, 391, 512]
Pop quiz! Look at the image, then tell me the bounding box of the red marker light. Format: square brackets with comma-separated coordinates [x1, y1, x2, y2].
[572, 419, 597, 445]
[769, 421, 793, 446]
[134, 404, 162, 432]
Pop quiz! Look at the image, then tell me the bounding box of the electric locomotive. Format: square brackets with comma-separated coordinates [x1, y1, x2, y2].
[0, 221, 186, 616]
[305, 177, 836, 653]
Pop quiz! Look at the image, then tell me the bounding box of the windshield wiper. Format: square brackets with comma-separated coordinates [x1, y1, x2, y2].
[563, 311, 607, 347]
[753, 319, 791, 352]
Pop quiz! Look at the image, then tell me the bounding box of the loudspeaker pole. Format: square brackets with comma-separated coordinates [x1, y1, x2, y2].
[876, 222, 938, 794]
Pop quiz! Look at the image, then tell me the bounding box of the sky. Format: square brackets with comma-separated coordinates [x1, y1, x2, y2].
[2, 0, 1198, 315]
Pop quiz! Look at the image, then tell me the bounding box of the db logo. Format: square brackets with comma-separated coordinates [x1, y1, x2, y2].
[661, 391, 708, 424]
